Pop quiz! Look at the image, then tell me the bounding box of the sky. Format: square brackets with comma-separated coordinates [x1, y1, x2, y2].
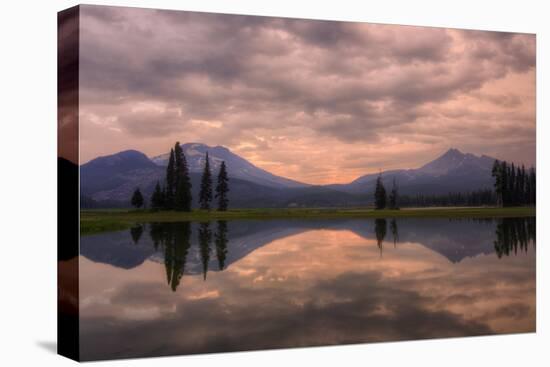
[78, 5, 536, 185]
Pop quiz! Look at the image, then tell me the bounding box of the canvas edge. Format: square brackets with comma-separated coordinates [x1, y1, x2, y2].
[57, 4, 81, 362]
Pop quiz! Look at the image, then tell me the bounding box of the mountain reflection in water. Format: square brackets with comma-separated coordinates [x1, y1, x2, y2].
[79, 217, 535, 361]
[82, 217, 535, 285]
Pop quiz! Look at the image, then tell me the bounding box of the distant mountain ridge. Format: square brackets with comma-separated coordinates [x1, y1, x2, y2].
[80, 145, 498, 208]
[329, 148, 496, 196]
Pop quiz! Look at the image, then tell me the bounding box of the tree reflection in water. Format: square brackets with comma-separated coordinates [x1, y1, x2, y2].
[130, 224, 144, 245]
[199, 222, 212, 280]
[136, 216, 534, 291]
[494, 217, 536, 258]
[145, 221, 230, 290]
[215, 221, 229, 271]
[148, 222, 192, 291]
[372, 217, 535, 258]
[390, 218, 399, 248]
[375, 219, 387, 257]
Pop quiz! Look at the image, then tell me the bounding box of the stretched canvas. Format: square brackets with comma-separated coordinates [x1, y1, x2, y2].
[58, 4, 536, 362]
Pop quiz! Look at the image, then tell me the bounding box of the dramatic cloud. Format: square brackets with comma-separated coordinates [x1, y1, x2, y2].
[79, 5, 536, 184]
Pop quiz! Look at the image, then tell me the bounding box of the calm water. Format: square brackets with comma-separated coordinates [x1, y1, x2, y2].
[78, 217, 536, 360]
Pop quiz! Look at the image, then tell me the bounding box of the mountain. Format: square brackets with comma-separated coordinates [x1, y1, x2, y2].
[80, 148, 358, 208]
[151, 143, 307, 189]
[80, 146, 498, 208]
[80, 150, 358, 208]
[329, 148, 496, 196]
[80, 150, 164, 203]
[418, 148, 495, 177]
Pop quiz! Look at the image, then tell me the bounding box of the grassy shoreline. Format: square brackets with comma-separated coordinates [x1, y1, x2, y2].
[80, 206, 535, 235]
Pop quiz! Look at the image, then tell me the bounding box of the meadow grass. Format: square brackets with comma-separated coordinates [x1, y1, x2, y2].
[80, 206, 535, 235]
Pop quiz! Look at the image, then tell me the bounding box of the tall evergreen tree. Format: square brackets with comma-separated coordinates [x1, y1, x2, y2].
[492, 160, 503, 207]
[215, 161, 229, 211]
[388, 178, 399, 210]
[160, 185, 167, 209]
[374, 173, 387, 210]
[150, 181, 164, 210]
[131, 188, 144, 209]
[174, 142, 192, 211]
[518, 165, 526, 205]
[510, 163, 518, 206]
[199, 152, 213, 210]
[165, 148, 176, 209]
[500, 161, 511, 206]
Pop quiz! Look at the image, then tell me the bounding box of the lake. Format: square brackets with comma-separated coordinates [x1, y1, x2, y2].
[77, 217, 536, 360]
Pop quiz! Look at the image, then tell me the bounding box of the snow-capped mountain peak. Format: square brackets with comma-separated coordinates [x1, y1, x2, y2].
[150, 143, 306, 188]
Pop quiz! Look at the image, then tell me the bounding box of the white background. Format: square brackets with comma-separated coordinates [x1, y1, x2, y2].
[0, 0, 548, 365]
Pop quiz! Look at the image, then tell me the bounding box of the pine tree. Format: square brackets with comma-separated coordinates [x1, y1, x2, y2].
[501, 161, 509, 206]
[131, 188, 144, 209]
[165, 148, 176, 209]
[519, 165, 526, 205]
[215, 161, 229, 211]
[150, 181, 164, 210]
[388, 178, 399, 210]
[199, 152, 213, 210]
[174, 142, 192, 211]
[510, 163, 517, 206]
[492, 160, 503, 207]
[160, 185, 166, 209]
[374, 173, 387, 210]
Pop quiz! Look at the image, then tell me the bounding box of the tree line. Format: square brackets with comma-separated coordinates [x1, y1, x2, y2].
[374, 173, 494, 209]
[130, 142, 230, 211]
[492, 160, 535, 207]
[373, 158, 535, 209]
[399, 190, 496, 207]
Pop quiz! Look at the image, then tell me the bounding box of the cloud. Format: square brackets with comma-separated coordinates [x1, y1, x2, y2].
[116, 102, 186, 137]
[78, 5, 536, 183]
